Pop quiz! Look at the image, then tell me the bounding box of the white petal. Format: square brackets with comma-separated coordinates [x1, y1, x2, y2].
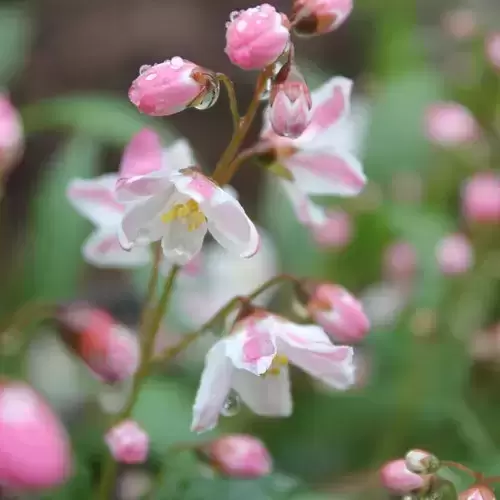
[161, 219, 207, 265]
[163, 138, 196, 171]
[83, 228, 151, 268]
[115, 170, 174, 203]
[232, 367, 292, 417]
[67, 174, 123, 227]
[192, 341, 233, 433]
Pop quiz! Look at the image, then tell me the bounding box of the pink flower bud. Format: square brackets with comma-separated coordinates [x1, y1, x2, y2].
[56, 303, 139, 383]
[462, 172, 500, 223]
[202, 435, 272, 478]
[384, 241, 417, 282]
[442, 9, 478, 40]
[269, 65, 312, 138]
[486, 33, 500, 70]
[225, 4, 290, 70]
[380, 459, 426, 495]
[312, 210, 352, 249]
[424, 102, 479, 146]
[0, 95, 23, 177]
[129, 57, 220, 116]
[119, 128, 163, 179]
[292, 0, 353, 36]
[0, 381, 72, 490]
[105, 420, 149, 464]
[307, 284, 370, 343]
[436, 233, 474, 275]
[459, 486, 496, 500]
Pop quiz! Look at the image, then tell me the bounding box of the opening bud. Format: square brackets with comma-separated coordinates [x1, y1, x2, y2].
[380, 459, 429, 495]
[291, 0, 353, 36]
[462, 172, 500, 224]
[405, 449, 440, 475]
[129, 57, 219, 116]
[105, 420, 149, 464]
[0, 94, 23, 178]
[459, 485, 496, 500]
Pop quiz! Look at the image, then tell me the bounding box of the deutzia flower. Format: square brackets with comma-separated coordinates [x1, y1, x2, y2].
[117, 164, 260, 266]
[191, 311, 355, 432]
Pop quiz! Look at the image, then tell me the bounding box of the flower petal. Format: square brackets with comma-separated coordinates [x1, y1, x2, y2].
[161, 219, 207, 265]
[67, 175, 123, 227]
[232, 367, 292, 417]
[119, 129, 163, 179]
[163, 138, 196, 172]
[192, 341, 233, 433]
[115, 170, 174, 204]
[83, 228, 151, 268]
[286, 147, 366, 196]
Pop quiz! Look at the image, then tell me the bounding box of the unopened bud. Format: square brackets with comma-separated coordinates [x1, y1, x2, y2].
[462, 172, 500, 224]
[435, 233, 474, 275]
[459, 485, 496, 500]
[129, 57, 219, 116]
[380, 459, 428, 495]
[405, 449, 440, 475]
[292, 0, 353, 36]
[0, 94, 23, 177]
[105, 420, 149, 464]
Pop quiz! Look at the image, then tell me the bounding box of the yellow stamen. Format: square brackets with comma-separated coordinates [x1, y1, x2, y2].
[160, 200, 207, 231]
[263, 355, 288, 377]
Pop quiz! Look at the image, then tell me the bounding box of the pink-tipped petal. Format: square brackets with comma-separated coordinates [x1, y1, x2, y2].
[459, 486, 496, 500]
[105, 420, 149, 464]
[380, 459, 425, 494]
[119, 129, 163, 179]
[0, 95, 23, 176]
[292, 0, 353, 35]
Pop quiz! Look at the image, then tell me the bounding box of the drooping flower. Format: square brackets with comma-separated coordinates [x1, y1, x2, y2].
[105, 420, 149, 464]
[462, 172, 500, 223]
[191, 312, 355, 432]
[0, 381, 72, 490]
[307, 283, 370, 343]
[225, 4, 290, 71]
[486, 33, 500, 70]
[55, 303, 140, 383]
[129, 57, 220, 116]
[0, 94, 23, 177]
[435, 233, 474, 275]
[117, 161, 259, 265]
[291, 0, 353, 36]
[380, 459, 428, 495]
[201, 434, 272, 478]
[459, 485, 496, 500]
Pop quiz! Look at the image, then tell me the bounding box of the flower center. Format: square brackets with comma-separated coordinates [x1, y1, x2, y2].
[161, 199, 206, 231]
[263, 354, 288, 377]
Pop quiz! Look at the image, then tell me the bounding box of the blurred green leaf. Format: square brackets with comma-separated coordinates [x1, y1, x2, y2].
[20, 94, 175, 146]
[39, 460, 92, 500]
[0, 4, 30, 84]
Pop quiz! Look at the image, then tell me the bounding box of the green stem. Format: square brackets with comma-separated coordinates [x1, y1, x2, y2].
[217, 73, 240, 133]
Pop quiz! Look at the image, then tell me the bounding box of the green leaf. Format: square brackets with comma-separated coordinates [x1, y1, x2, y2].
[20, 94, 175, 146]
[39, 460, 92, 500]
[0, 4, 30, 84]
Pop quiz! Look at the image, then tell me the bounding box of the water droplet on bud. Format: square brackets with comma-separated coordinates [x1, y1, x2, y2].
[259, 79, 272, 101]
[139, 65, 152, 75]
[170, 56, 184, 70]
[221, 391, 241, 416]
[229, 10, 241, 22]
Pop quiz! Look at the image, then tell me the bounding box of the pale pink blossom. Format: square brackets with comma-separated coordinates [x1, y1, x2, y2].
[436, 233, 474, 275]
[380, 459, 426, 495]
[0, 94, 23, 176]
[486, 33, 500, 70]
[307, 284, 370, 343]
[119, 128, 163, 179]
[424, 102, 479, 146]
[383, 241, 417, 282]
[442, 9, 477, 40]
[56, 303, 139, 383]
[117, 160, 259, 265]
[459, 485, 496, 500]
[261, 76, 366, 198]
[0, 382, 71, 490]
[292, 0, 353, 36]
[129, 57, 219, 116]
[269, 64, 312, 138]
[105, 420, 149, 464]
[192, 312, 355, 432]
[225, 4, 290, 70]
[462, 172, 500, 223]
[203, 434, 272, 478]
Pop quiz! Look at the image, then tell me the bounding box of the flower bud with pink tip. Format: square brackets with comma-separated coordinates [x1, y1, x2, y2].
[225, 4, 290, 70]
[201, 435, 272, 478]
[0, 94, 23, 177]
[384, 241, 417, 282]
[292, 0, 353, 36]
[424, 102, 479, 147]
[105, 420, 149, 464]
[436, 233, 474, 275]
[55, 303, 139, 383]
[380, 459, 428, 495]
[0, 381, 72, 490]
[463, 172, 500, 223]
[269, 64, 312, 138]
[307, 284, 370, 343]
[459, 485, 496, 500]
[486, 33, 500, 70]
[129, 57, 220, 116]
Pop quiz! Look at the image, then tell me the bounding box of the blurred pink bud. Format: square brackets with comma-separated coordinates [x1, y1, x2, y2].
[0, 382, 72, 490]
[462, 172, 500, 223]
[129, 57, 220, 116]
[56, 303, 139, 383]
[105, 420, 149, 464]
[486, 33, 500, 70]
[202, 435, 272, 478]
[225, 4, 290, 70]
[307, 284, 370, 343]
[459, 485, 496, 500]
[269, 65, 312, 138]
[312, 209, 352, 248]
[436, 233, 474, 275]
[384, 241, 417, 282]
[0, 95, 23, 176]
[380, 459, 426, 495]
[292, 0, 353, 36]
[119, 129, 163, 179]
[425, 102, 479, 146]
[442, 9, 477, 40]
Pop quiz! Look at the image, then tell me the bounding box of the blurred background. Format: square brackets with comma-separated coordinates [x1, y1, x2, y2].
[1, 0, 500, 498]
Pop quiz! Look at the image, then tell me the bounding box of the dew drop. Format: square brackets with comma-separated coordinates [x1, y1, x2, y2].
[139, 64, 152, 75]
[225, 21, 231, 28]
[259, 79, 272, 101]
[229, 10, 241, 21]
[221, 391, 241, 417]
[236, 19, 248, 32]
[170, 56, 184, 69]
